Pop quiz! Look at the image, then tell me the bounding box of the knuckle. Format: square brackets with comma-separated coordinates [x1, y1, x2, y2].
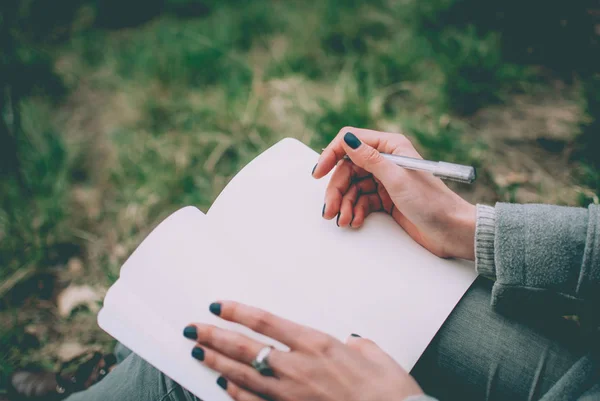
[204, 325, 218, 345]
[352, 338, 371, 353]
[228, 383, 241, 400]
[230, 369, 252, 388]
[362, 338, 378, 348]
[364, 147, 382, 165]
[394, 132, 408, 142]
[228, 301, 241, 320]
[357, 179, 375, 193]
[394, 134, 419, 154]
[308, 334, 336, 355]
[250, 310, 273, 333]
[203, 350, 217, 368]
[234, 341, 251, 359]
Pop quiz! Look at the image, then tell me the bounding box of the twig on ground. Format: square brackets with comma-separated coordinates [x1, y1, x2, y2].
[0, 265, 38, 300]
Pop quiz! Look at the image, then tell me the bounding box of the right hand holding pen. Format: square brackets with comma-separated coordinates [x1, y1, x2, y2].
[313, 127, 476, 261]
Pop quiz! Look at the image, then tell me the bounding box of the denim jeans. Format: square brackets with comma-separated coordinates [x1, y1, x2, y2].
[65, 277, 588, 401]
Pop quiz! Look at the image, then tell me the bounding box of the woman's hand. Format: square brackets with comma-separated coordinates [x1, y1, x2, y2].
[184, 301, 423, 401]
[313, 127, 476, 260]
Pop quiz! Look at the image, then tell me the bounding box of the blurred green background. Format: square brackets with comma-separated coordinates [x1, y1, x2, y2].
[1, 0, 599, 391]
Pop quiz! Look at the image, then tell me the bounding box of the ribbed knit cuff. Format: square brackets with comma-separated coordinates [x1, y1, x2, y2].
[475, 204, 496, 279]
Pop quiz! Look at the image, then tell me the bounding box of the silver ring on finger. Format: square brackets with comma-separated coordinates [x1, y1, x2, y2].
[251, 346, 274, 376]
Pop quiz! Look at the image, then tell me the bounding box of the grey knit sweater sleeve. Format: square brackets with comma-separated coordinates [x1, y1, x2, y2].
[475, 202, 600, 317]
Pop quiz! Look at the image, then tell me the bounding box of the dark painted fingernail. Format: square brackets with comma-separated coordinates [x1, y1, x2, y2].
[191, 347, 205, 361]
[322, 203, 326, 217]
[351, 333, 361, 337]
[183, 326, 197, 340]
[216, 376, 228, 390]
[336, 213, 340, 227]
[209, 302, 221, 316]
[344, 132, 361, 149]
[312, 163, 317, 176]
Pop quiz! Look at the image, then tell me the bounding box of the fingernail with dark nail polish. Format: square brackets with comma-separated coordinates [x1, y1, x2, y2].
[322, 203, 326, 217]
[344, 132, 361, 149]
[217, 376, 228, 390]
[191, 347, 205, 361]
[183, 326, 197, 340]
[351, 333, 361, 337]
[312, 163, 317, 176]
[336, 213, 340, 227]
[209, 302, 221, 316]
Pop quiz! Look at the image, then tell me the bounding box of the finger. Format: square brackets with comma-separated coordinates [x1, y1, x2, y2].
[337, 184, 358, 227]
[351, 202, 366, 229]
[341, 131, 405, 189]
[212, 301, 317, 351]
[324, 162, 373, 221]
[351, 193, 382, 228]
[314, 127, 420, 178]
[350, 163, 372, 180]
[345, 335, 391, 364]
[193, 346, 279, 397]
[376, 181, 394, 214]
[353, 177, 378, 194]
[338, 179, 377, 227]
[190, 324, 286, 369]
[323, 159, 353, 220]
[345, 334, 374, 351]
[217, 376, 268, 401]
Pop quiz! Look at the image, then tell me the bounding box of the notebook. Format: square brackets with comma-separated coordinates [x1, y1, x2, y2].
[98, 138, 477, 401]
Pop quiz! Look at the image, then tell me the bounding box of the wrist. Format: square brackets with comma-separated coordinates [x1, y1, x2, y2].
[445, 200, 476, 260]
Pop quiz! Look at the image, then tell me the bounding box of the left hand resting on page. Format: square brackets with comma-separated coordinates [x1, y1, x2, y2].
[184, 301, 423, 401]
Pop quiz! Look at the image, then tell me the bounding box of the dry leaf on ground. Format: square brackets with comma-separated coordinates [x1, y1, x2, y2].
[57, 285, 102, 318]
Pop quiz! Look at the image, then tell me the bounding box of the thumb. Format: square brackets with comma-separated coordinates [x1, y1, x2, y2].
[345, 334, 386, 361]
[341, 131, 400, 188]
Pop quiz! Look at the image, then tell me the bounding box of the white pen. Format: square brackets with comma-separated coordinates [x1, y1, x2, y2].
[324, 149, 477, 184]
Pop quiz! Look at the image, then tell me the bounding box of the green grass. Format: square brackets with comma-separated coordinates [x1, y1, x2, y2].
[0, 100, 74, 282]
[0, 0, 598, 387]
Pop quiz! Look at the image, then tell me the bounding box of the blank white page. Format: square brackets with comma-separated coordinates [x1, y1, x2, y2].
[208, 138, 477, 371]
[99, 207, 293, 401]
[98, 139, 477, 401]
